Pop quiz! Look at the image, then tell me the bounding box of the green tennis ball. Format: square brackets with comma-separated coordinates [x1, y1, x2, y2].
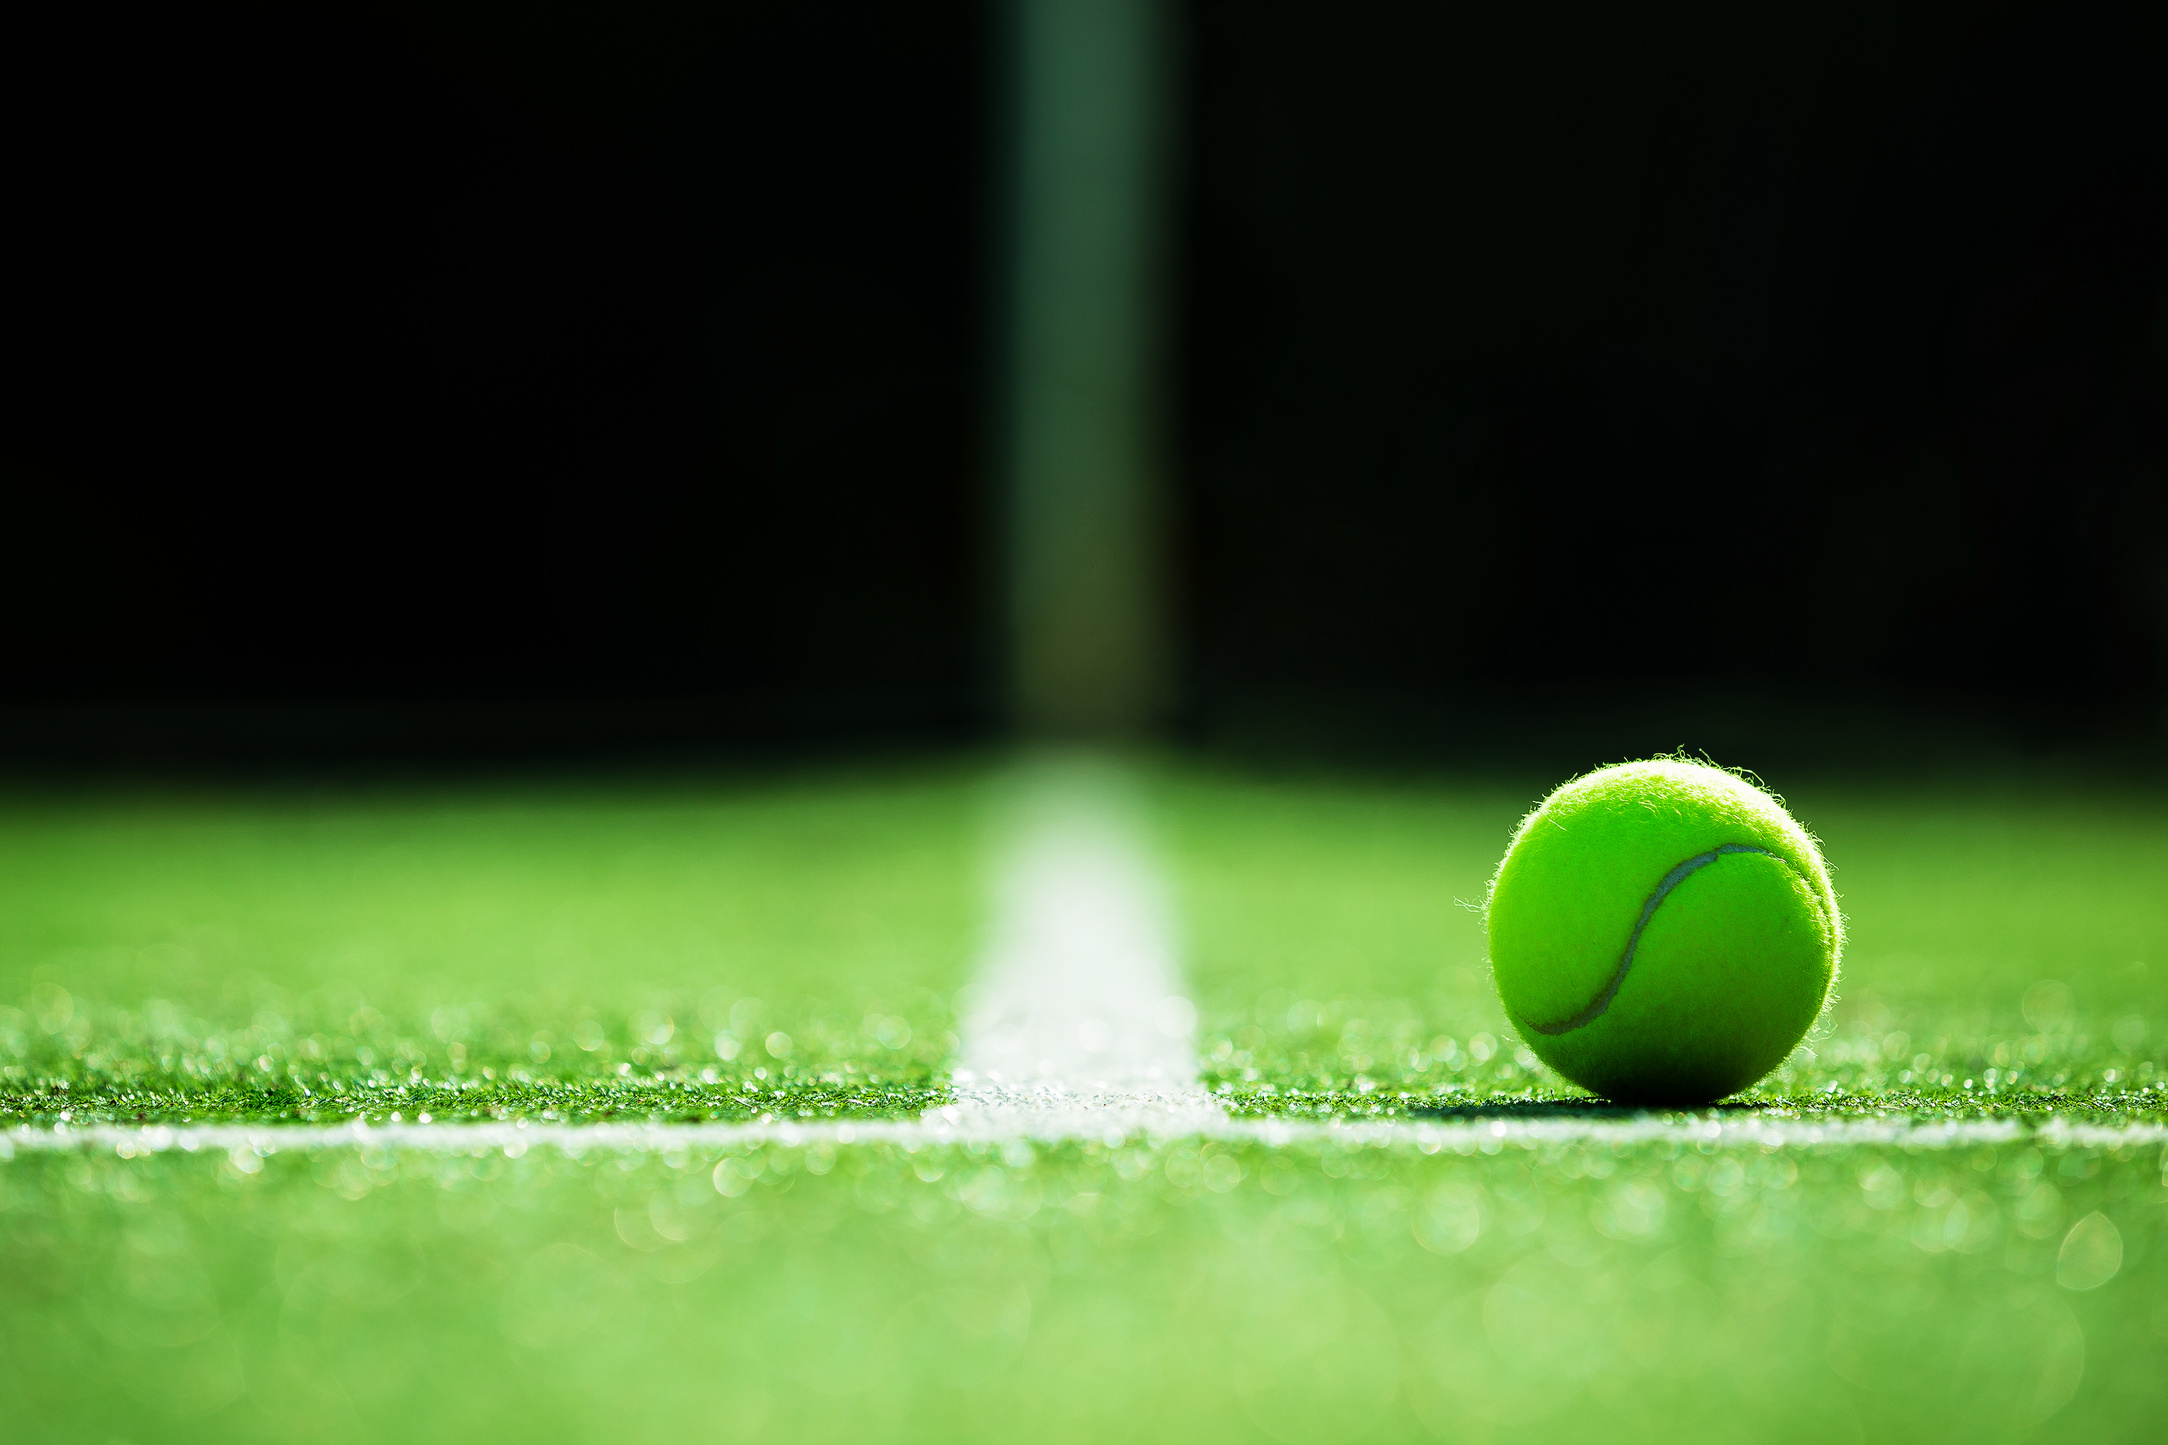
[1484, 758, 1841, 1105]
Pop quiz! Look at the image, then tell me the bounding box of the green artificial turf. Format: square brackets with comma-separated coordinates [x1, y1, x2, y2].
[0, 764, 980, 1124]
[2, 755, 2165, 1443]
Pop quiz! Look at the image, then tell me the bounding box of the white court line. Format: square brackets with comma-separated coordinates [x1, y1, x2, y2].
[3, 757, 2163, 1162]
[944, 757, 1224, 1135]
[2, 1113, 2162, 1160]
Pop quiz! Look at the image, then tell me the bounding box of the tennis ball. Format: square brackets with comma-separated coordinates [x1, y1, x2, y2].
[1484, 758, 1841, 1105]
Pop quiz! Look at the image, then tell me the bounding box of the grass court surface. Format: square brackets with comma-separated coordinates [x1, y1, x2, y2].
[2, 757, 2164, 1442]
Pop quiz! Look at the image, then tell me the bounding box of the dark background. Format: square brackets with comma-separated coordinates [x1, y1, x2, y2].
[7, 2, 994, 766]
[1183, 1, 2167, 765]
[6, 2, 2164, 774]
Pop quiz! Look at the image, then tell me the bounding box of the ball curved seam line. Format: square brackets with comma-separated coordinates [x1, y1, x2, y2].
[1515, 844, 1792, 1037]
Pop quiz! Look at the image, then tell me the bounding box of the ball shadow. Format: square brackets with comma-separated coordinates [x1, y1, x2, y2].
[1405, 1096, 1769, 1121]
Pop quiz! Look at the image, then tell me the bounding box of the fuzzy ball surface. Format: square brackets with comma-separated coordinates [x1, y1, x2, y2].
[1485, 758, 1841, 1104]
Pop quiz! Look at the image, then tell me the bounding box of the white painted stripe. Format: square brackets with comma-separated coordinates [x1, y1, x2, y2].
[947, 757, 1223, 1135]
[3, 1114, 2161, 1159]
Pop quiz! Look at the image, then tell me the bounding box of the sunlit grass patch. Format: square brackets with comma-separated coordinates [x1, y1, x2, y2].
[0, 987, 960, 1126]
[1209, 1082, 2168, 1125]
[1190, 976, 2165, 1122]
[0, 1076, 946, 1129]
